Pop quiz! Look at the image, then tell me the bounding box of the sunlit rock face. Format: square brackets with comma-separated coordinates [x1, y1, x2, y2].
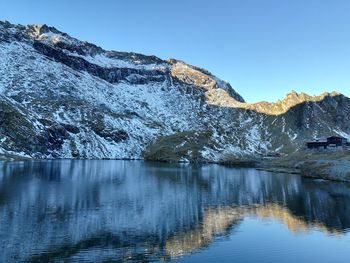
[0, 161, 349, 262]
[1, 20, 350, 161]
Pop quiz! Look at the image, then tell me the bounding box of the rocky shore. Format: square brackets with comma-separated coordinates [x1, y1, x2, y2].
[259, 150, 350, 182]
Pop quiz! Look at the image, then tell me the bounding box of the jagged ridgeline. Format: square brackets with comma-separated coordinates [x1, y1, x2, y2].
[0, 20, 350, 161]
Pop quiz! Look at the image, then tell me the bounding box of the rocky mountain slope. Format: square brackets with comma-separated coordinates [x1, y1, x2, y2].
[0, 20, 349, 162]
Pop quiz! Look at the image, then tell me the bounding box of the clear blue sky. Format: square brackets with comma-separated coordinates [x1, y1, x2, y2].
[2, 0, 350, 102]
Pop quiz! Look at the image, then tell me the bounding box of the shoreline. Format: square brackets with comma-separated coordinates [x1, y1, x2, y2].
[258, 150, 350, 182]
[1, 151, 349, 182]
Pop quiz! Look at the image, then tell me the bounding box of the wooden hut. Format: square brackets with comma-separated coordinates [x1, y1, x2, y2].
[326, 136, 347, 146]
[305, 140, 328, 149]
[306, 136, 348, 149]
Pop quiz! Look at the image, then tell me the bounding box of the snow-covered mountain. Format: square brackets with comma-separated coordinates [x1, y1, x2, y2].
[1, 21, 350, 161]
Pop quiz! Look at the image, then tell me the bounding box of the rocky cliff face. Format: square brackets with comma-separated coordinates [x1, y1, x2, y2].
[0, 21, 349, 161]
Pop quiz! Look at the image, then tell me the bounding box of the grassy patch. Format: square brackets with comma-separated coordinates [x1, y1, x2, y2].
[143, 131, 213, 162]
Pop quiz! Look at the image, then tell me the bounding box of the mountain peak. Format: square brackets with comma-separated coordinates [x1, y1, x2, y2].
[167, 59, 245, 103]
[27, 24, 61, 36]
[25, 23, 79, 47]
[238, 91, 344, 115]
[284, 90, 340, 102]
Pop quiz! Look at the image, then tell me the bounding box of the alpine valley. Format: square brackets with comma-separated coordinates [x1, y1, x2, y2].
[1, 20, 350, 162]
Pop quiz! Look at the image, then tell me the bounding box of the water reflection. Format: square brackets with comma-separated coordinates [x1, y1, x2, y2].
[0, 160, 349, 262]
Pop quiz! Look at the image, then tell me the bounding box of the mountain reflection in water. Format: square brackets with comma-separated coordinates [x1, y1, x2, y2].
[0, 160, 349, 262]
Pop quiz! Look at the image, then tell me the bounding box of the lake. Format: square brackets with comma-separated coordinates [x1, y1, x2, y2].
[0, 160, 350, 262]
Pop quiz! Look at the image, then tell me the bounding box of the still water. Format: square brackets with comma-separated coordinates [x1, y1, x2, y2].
[0, 160, 350, 262]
